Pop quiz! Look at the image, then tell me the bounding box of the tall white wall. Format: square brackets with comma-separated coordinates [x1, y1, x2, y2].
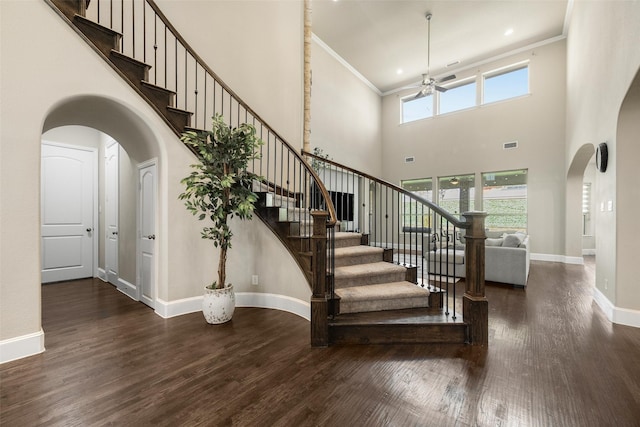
[381, 40, 567, 257]
[154, 0, 304, 147]
[566, 0, 640, 312]
[310, 37, 383, 176]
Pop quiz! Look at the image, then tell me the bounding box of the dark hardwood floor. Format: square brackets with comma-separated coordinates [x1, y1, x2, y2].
[2, 257, 640, 426]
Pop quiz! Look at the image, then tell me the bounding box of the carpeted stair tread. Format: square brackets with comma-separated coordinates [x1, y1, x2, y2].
[334, 232, 363, 248]
[334, 245, 384, 267]
[336, 282, 431, 313]
[334, 262, 407, 288]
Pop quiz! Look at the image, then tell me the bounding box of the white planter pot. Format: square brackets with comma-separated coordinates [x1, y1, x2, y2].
[202, 284, 235, 324]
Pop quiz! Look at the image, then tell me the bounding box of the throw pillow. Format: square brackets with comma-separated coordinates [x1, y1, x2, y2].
[486, 238, 504, 246]
[502, 234, 523, 248]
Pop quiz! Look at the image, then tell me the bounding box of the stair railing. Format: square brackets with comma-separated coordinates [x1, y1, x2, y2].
[71, 0, 338, 344]
[304, 151, 489, 344]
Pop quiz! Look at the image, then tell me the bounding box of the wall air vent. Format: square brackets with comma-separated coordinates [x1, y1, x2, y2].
[503, 141, 519, 150]
[404, 156, 415, 163]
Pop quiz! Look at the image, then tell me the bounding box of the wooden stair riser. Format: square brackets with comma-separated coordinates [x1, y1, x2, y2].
[328, 323, 468, 345]
[110, 51, 150, 87]
[73, 15, 121, 57]
[140, 82, 176, 112]
[50, 0, 85, 20]
[165, 106, 192, 133]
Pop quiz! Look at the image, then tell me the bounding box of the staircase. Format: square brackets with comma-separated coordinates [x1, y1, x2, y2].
[45, 0, 488, 347]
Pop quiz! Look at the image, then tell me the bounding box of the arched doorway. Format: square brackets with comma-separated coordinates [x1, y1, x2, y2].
[41, 96, 163, 309]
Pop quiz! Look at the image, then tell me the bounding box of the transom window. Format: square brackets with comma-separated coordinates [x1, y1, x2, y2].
[402, 94, 433, 123]
[439, 80, 476, 115]
[483, 64, 529, 104]
[400, 62, 530, 124]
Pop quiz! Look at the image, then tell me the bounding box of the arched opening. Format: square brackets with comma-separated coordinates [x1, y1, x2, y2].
[41, 96, 164, 310]
[615, 68, 640, 314]
[566, 143, 596, 261]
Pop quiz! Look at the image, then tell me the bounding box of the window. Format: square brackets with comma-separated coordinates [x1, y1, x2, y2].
[401, 178, 433, 229]
[582, 182, 592, 235]
[402, 94, 433, 123]
[483, 65, 529, 104]
[439, 80, 476, 115]
[482, 169, 528, 233]
[438, 174, 475, 215]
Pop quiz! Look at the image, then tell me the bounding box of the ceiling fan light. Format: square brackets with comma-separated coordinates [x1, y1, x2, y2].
[450, 177, 459, 185]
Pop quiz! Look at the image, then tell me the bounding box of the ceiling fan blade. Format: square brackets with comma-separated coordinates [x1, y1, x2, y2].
[413, 90, 427, 100]
[435, 85, 448, 93]
[437, 74, 456, 83]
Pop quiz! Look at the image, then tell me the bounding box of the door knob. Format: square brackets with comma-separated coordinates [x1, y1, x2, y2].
[146, 234, 156, 240]
[112, 231, 118, 235]
[86, 228, 92, 232]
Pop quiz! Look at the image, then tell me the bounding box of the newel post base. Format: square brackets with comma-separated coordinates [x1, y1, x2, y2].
[462, 211, 488, 346]
[310, 211, 329, 347]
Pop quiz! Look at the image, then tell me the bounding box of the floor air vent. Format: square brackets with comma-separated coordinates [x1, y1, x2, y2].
[503, 141, 519, 150]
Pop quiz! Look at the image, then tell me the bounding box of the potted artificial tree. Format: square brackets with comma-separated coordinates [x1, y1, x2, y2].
[179, 114, 263, 324]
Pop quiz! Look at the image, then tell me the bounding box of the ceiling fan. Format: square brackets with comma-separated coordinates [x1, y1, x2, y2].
[413, 13, 456, 99]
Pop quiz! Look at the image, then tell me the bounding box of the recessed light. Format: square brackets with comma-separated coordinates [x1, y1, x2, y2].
[396, 68, 403, 75]
[504, 28, 514, 36]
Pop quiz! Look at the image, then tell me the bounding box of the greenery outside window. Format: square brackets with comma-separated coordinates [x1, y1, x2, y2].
[401, 178, 433, 229]
[483, 64, 529, 104]
[401, 94, 433, 123]
[482, 169, 528, 233]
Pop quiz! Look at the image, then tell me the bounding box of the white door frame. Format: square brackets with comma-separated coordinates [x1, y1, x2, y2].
[105, 140, 119, 286]
[41, 141, 99, 281]
[137, 159, 157, 308]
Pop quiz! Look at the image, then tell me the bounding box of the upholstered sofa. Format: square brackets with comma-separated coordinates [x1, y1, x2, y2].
[426, 231, 530, 287]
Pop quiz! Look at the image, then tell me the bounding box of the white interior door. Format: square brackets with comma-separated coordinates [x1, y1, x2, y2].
[105, 140, 119, 286]
[138, 162, 156, 308]
[41, 143, 96, 283]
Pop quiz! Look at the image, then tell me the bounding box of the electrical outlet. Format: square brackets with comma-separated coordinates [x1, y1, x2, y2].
[251, 275, 259, 286]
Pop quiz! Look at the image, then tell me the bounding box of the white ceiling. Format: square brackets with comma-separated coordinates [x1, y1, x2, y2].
[312, 0, 570, 94]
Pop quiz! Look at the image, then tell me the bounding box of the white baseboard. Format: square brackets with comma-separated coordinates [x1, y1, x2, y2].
[97, 268, 107, 281]
[593, 287, 640, 328]
[0, 329, 45, 364]
[531, 253, 584, 265]
[117, 278, 137, 300]
[155, 296, 202, 318]
[582, 249, 596, 256]
[236, 292, 310, 321]
[154, 292, 310, 321]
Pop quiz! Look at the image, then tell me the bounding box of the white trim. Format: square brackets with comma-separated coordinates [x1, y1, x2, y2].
[593, 287, 640, 328]
[117, 277, 138, 300]
[531, 253, 584, 265]
[97, 267, 107, 281]
[154, 292, 310, 321]
[236, 292, 310, 321]
[0, 329, 45, 364]
[312, 33, 382, 95]
[582, 248, 596, 256]
[155, 296, 202, 318]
